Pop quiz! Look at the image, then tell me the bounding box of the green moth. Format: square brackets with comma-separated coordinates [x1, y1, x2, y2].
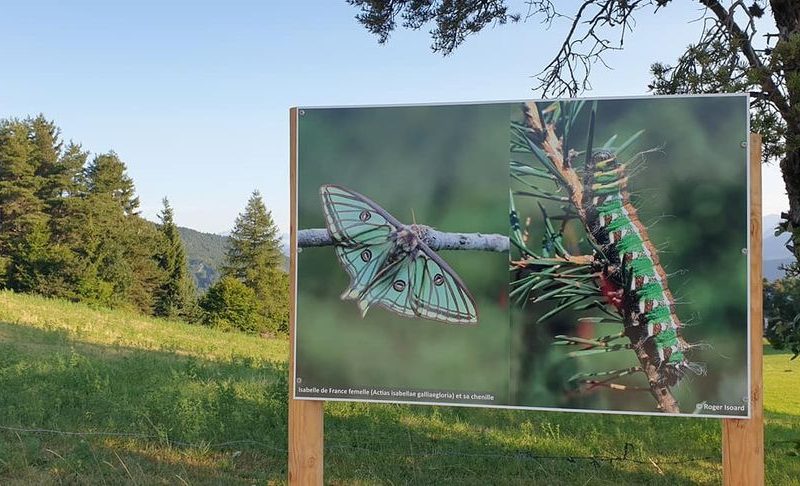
[320, 184, 478, 324]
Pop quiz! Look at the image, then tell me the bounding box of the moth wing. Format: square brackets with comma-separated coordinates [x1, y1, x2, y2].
[411, 248, 478, 324]
[320, 184, 401, 245]
[334, 242, 394, 300]
[357, 257, 417, 319]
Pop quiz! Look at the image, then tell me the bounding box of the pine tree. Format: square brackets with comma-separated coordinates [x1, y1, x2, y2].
[30, 114, 63, 205]
[75, 151, 162, 311]
[42, 141, 89, 299]
[124, 215, 168, 314]
[224, 190, 282, 281]
[0, 118, 50, 290]
[0, 116, 170, 312]
[22, 115, 85, 297]
[154, 197, 195, 318]
[84, 152, 140, 215]
[223, 190, 288, 333]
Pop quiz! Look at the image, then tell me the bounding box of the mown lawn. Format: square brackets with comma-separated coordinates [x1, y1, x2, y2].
[0, 290, 797, 484]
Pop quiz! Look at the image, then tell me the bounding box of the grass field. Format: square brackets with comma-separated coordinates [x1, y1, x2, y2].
[0, 290, 797, 485]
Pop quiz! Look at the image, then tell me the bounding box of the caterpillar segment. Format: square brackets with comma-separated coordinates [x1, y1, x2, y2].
[582, 149, 699, 386]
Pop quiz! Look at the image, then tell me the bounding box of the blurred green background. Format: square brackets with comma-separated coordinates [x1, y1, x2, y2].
[296, 104, 510, 403]
[511, 96, 750, 415]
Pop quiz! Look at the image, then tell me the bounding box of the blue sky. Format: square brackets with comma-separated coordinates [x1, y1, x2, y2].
[0, 1, 787, 235]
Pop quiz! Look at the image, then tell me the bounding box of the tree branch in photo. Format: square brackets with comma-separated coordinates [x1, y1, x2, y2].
[297, 227, 509, 252]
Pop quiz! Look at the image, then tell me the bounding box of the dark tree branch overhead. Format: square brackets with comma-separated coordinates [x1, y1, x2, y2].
[347, 0, 519, 54]
[534, 0, 650, 97]
[697, 0, 790, 117]
[348, 0, 656, 97]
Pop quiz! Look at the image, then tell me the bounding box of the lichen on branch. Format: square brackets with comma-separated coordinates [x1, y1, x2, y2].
[297, 227, 509, 253]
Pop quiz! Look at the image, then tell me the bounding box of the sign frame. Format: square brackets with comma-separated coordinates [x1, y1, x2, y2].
[287, 105, 764, 485]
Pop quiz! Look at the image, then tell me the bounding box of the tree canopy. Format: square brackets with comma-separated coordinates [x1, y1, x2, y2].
[0, 116, 185, 316]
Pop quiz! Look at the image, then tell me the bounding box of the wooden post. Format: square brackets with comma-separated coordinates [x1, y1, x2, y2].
[288, 107, 325, 485]
[722, 133, 764, 486]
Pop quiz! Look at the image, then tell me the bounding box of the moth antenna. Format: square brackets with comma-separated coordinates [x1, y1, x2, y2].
[411, 208, 417, 226]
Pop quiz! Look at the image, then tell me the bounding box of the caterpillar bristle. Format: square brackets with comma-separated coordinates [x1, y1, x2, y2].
[582, 145, 697, 388]
[683, 361, 708, 376]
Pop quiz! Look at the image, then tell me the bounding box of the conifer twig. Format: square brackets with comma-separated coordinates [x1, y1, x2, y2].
[514, 100, 681, 414]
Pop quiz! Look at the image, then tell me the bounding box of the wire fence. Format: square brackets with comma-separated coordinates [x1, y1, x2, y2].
[0, 423, 721, 468]
[4, 421, 798, 483]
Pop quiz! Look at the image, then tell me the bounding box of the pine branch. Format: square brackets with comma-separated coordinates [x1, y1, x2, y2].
[516, 100, 682, 414]
[297, 227, 509, 252]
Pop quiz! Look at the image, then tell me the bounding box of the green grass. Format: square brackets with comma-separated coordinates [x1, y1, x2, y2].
[0, 290, 797, 484]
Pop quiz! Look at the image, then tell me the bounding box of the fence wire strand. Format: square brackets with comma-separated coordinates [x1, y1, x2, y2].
[0, 423, 721, 469]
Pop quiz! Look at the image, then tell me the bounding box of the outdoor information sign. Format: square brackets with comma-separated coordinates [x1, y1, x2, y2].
[292, 95, 751, 418]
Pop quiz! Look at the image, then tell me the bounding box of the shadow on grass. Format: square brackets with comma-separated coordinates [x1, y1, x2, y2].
[0, 321, 795, 484]
[0, 321, 290, 484]
[321, 403, 727, 485]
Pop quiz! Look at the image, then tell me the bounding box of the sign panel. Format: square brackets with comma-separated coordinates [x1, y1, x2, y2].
[292, 95, 750, 417]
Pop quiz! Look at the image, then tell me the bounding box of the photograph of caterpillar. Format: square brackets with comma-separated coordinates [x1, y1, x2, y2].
[509, 96, 749, 415]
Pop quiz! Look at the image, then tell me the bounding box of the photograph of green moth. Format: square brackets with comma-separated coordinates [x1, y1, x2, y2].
[293, 95, 750, 417]
[319, 183, 477, 324]
[293, 104, 510, 406]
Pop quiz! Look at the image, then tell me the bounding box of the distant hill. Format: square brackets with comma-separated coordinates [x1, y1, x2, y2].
[763, 230, 792, 261]
[762, 213, 794, 281]
[178, 227, 229, 292]
[177, 226, 289, 292]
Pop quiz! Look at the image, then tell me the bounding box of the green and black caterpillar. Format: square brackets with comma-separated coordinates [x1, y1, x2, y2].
[510, 100, 706, 407]
[582, 149, 705, 386]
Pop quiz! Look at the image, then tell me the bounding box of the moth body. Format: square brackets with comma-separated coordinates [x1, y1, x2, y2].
[390, 226, 421, 254]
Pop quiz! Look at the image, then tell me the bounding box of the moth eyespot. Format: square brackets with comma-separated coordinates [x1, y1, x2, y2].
[359, 210, 371, 222]
[433, 274, 445, 286]
[392, 280, 406, 292]
[360, 249, 372, 262]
